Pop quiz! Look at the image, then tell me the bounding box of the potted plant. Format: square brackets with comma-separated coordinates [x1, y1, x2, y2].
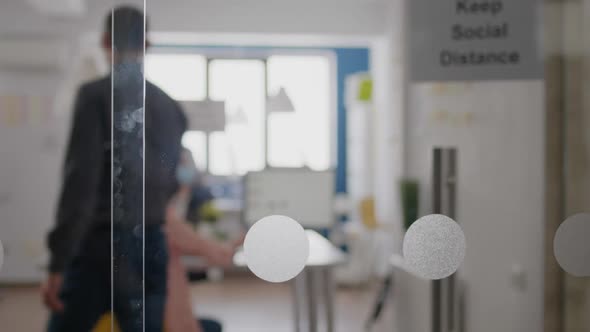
[400, 179, 419, 230]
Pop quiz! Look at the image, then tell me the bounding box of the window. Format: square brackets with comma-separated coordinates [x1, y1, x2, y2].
[145, 52, 333, 176]
[267, 55, 331, 170]
[145, 54, 207, 101]
[209, 59, 266, 175]
[181, 131, 207, 171]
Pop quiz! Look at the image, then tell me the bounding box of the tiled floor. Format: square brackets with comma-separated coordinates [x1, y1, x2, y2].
[0, 275, 394, 331]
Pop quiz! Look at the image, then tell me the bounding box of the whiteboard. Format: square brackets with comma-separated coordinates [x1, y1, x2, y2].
[244, 169, 335, 229]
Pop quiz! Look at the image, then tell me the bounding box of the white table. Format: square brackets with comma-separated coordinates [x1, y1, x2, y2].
[234, 230, 346, 332]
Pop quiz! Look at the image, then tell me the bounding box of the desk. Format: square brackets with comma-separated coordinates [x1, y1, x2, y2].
[390, 254, 417, 276]
[234, 230, 346, 332]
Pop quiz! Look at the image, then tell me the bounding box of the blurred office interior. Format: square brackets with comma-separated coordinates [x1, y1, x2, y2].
[0, 0, 589, 332]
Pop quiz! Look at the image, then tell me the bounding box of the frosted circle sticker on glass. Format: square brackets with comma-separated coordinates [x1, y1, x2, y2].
[403, 214, 466, 280]
[554, 213, 590, 277]
[243, 215, 309, 283]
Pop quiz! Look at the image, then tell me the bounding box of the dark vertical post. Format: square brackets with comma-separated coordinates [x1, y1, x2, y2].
[432, 147, 458, 332]
[111, 2, 146, 329]
[432, 148, 442, 332]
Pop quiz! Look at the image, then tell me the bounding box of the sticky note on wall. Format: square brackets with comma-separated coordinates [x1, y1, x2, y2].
[360, 197, 377, 229]
[358, 78, 373, 102]
[1, 96, 24, 126]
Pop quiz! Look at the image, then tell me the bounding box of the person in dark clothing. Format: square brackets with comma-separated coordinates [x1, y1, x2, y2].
[41, 6, 186, 332]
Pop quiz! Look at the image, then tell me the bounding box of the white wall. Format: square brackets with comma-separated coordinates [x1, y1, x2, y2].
[146, 0, 387, 36]
[0, 71, 69, 282]
[0, 45, 104, 282]
[383, 1, 546, 331]
[403, 81, 546, 332]
[1, 0, 389, 56]
[370, 0, 406, 275]
[74, 0, 387, 37]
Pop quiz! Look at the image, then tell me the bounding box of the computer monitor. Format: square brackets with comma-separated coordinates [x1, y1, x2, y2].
[243, 168, 335, 229]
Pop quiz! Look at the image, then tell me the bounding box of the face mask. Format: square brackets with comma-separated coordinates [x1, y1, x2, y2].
[176, 166, 196, 185]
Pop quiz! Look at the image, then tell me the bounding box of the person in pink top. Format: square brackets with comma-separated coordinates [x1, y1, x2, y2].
[164, 149, 242, 332]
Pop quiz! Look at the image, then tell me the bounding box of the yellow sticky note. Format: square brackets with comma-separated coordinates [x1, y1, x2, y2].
[1, 96, 24, 126]
[358, 78, 373, 102]
[360, 197, 378, 229]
